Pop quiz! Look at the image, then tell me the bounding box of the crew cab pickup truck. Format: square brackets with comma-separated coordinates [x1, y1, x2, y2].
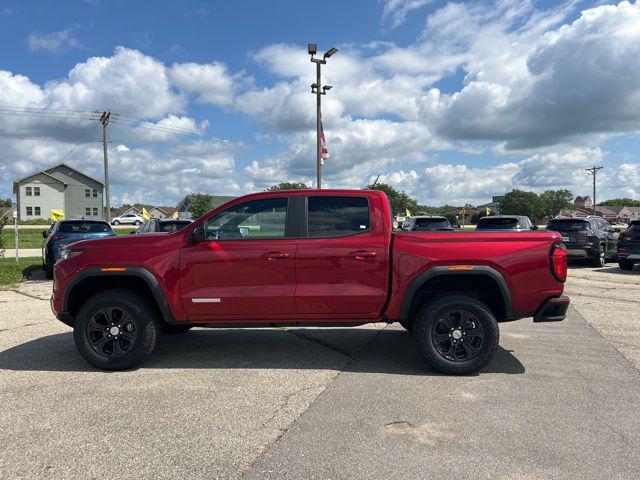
[51, 190, 569, 375]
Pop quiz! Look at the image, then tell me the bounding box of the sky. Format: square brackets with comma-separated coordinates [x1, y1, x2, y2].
[1, 0, 640, 207]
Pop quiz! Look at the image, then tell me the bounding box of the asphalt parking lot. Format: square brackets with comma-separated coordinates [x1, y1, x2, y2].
[1, 266, 639, 479]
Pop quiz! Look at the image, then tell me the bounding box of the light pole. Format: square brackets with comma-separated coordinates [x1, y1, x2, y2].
[309, 44, 337, 189]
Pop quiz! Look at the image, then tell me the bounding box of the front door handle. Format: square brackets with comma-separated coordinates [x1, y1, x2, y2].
[262, 251, 292, 260]
[349, 250, 378, 260]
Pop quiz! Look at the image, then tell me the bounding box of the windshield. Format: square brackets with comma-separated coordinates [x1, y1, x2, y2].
[547, 220, 589, 232]
[58, 222, 113, 234]
[476, 218, 519, 230]
[159, 221, 191, 232]
[414, 218, 450, 229]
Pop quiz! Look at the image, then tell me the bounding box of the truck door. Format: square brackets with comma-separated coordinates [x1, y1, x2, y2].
[179, 196, 298, 321]
[295, 195, 390, 318]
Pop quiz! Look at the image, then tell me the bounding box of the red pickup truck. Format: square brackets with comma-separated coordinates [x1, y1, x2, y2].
[51, 190, 569, 374]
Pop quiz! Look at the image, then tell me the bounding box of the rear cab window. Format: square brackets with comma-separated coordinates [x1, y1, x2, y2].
[476, 218, 519, 230]
[414, 217, 449, 229]
[307, 196, 370, 238]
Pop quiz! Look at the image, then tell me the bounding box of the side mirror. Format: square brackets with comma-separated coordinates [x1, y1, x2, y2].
[192, 226, 206, 243]
[42, 230, 48, 239]
[239, 227, 249, 237]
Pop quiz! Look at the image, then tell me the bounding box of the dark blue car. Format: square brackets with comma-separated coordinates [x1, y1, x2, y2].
[42, 220, 116, 278]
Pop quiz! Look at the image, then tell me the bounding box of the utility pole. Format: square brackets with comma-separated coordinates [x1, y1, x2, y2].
[99, 111, 111, 221]
[585, 166, 603, 215]
[308, 44, 338, 189]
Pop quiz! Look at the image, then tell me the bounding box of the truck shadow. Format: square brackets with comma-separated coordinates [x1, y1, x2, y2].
[0, 328, 525, 376]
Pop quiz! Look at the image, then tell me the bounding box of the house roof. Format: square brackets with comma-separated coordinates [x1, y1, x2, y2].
[574, 196, 593, 203]
[13, 162, 103, 187]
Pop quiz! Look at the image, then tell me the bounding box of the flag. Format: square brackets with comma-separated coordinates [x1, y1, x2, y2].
[485, 207, 491, 216]
[51, 209, 64, 221]
[142, 207, 151, 221]
[405, 208, 412, 217]
[320, 118, 329, 166]
[172, 211, 179, 219]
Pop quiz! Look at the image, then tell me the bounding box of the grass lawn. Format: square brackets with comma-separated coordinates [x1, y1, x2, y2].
[0, 257, 42, 286]
[0, 227, 136, 249]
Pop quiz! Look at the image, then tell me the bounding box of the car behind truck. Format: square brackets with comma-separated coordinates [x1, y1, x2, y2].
[51, 190, 569, 375]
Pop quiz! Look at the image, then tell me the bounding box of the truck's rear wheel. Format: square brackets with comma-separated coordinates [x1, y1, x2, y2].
[413, 295, 499, 375]
[73, 290, 158, 370]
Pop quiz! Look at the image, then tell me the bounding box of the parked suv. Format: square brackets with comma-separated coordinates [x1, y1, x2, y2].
[42, 220, 116, 278]
[618, 220, 640, 270]
[134, 219, 192, 234]
[546, 216, 618, 267]
[111, 214, 143, 226]
[402, 216, 454, 231]
[476, 215, 537, 231]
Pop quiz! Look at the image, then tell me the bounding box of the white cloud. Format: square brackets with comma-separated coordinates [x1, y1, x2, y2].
[381, 0, 435, 29]
[169, 61, 247, 106]
[27, 27, 83, 53]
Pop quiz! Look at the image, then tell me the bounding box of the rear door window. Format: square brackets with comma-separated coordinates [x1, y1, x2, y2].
[59, 222, 112, 233]
[307, 196, 370, 237]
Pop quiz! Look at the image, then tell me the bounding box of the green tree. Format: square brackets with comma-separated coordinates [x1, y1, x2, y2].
[189, 193, 214, 219]
[365, 182, 419, 217]
[540, 189, 574, 219]
[598, 198, 640, 207]
[0, 198, 12, 208]
[500, 189, 545, 222]
[266, 182, 310, 191]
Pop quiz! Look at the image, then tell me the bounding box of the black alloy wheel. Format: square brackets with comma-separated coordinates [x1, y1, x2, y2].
[592, 244, 606, 268]
[87, 307, 138, 358]
[431, 310, 485, 362]
[74, 290, 158, 370]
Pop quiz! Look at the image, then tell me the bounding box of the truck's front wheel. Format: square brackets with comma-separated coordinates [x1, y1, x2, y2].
[413, 295, 499, 375]
[73, 290, 158, 370]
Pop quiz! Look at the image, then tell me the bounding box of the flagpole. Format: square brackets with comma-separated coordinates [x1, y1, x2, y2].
[308, 44, 338, 190]
[316, 59, 322, 189]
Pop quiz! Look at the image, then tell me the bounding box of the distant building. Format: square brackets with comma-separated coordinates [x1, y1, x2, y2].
[176, 194, 235, 219]
[12, 163, 104, 221]
[114, 204, 178, 219]
[574, 196, 593, 210]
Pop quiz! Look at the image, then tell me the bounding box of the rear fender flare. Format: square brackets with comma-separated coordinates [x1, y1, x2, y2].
[398, 265, 514, 321]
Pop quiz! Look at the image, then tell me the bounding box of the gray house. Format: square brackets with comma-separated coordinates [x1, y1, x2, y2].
[13, 163, 104, 221]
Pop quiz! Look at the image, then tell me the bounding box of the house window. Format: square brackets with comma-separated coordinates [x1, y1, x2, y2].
[34, 186, 40, 196]
[34, 207, 41, 216]
[85, 189, 91, 197]
[85, 207, 91, 216]
[26, 207, 33, 216]
[26, 187, 32, 196]
[93, 208, 98, 216]
[93, 189, 98, 197]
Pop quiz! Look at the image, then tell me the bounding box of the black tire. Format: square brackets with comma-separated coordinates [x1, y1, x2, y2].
[73, 289, 158, 370]
[398, 319, 413, 333]
[591, 244, 606, 268]
[413, 294, 499, 375]
[161, 324, 193, 334]
[619, 258, 635, 271]
[45, 263, 53, 279]
[112, 220, 120, 225]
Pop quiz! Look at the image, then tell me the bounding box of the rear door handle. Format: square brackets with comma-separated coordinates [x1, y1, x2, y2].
[262, 251, 292, 260]
[349, 250, 378, 260]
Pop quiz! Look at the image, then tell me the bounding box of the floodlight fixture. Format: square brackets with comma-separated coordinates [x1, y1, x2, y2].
[324, 47, 338, 58]
[308, 43, 317, 55]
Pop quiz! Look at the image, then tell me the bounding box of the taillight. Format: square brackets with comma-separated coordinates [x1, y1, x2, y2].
[49, 234, 64, 241]
[621, 231, 631, 238]
[551, 245, 567, 283]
